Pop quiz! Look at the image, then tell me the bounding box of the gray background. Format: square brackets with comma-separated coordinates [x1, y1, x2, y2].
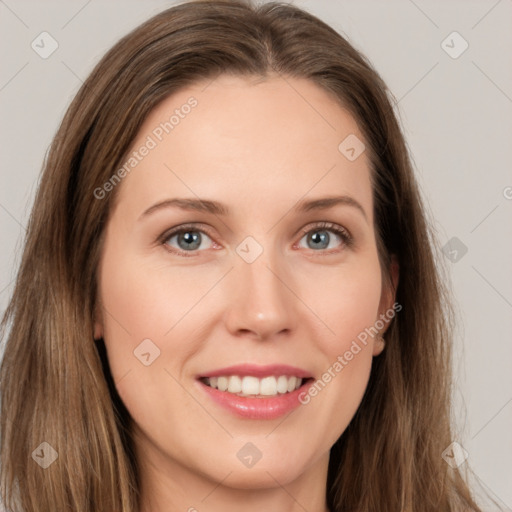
[1, 0, 511, 509]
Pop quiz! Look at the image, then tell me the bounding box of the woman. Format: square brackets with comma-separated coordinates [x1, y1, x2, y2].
[0, 1, 489, 510]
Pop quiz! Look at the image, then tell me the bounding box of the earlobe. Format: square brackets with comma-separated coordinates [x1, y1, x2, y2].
[94, 322, 103, 340]
[379, 254, 400, 320]
[372, 334, 386, 356]
[93, 303, 104, 340]
[373, 255, 400, 356]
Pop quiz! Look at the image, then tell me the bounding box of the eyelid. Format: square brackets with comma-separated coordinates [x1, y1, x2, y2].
[158, 221, 354, 256]
[296, 221, 352, 242]
[160, 222, 215, 240]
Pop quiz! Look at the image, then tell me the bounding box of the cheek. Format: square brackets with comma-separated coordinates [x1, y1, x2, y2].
[300, 255, 381, 417]
[98, 247, 208, 370]
[97, 250, 192, 434]
[97, 243, 223, 433]
[305, 254, 383, 354]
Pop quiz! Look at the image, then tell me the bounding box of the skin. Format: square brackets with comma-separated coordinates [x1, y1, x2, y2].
[94, 74, 399, 512]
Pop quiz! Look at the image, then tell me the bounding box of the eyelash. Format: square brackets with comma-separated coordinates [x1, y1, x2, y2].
[159, 221, 354, 258]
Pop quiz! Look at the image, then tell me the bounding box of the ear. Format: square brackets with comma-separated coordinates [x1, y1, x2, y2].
[373, 254, 399, 356]
[93, 302, 104, 340]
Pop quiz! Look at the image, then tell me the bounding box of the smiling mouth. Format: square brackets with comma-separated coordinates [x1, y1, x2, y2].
[199, 375, 313, 398]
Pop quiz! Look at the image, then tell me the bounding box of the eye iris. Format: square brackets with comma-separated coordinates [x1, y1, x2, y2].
[178, 231, 201, 250]
[308, 230, 330, 250]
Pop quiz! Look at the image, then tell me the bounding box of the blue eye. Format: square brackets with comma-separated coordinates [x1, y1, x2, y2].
[160, 221, 353, 257]
[162, 225, 215, 256]
[296, 222, 353, 253]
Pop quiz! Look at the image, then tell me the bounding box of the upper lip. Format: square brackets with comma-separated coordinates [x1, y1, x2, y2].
[198, 364, 314, 379]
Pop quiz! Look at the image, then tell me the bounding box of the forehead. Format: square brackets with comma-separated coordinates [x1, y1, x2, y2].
[112, 74, 373, 222]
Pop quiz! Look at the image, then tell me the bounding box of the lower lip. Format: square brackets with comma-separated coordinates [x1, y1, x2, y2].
[197, 379, 313, 420]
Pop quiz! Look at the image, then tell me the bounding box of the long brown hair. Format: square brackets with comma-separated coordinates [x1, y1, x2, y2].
[0, 1, 487, 510]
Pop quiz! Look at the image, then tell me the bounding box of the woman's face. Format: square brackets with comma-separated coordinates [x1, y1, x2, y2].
[95, 74, 397, 492]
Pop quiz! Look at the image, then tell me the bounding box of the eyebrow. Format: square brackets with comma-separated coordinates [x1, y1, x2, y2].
[139, 195, 368, 222]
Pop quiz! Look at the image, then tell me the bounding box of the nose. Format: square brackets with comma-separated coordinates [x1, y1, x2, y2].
[223, 249, 297, 341]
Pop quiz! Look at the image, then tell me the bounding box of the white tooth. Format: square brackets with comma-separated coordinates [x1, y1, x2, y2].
[242, 376, 260, 395]
[260, 376, 277, 396]
[276, 375, 288, 394]
[228, 375, 242, 393]
[217, 376, 229, 391]
[210, 375, 303, 395]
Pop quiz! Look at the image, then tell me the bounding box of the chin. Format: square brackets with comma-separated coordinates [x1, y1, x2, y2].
[194, 442, 317, 489]
[214, 463, 306, 489]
